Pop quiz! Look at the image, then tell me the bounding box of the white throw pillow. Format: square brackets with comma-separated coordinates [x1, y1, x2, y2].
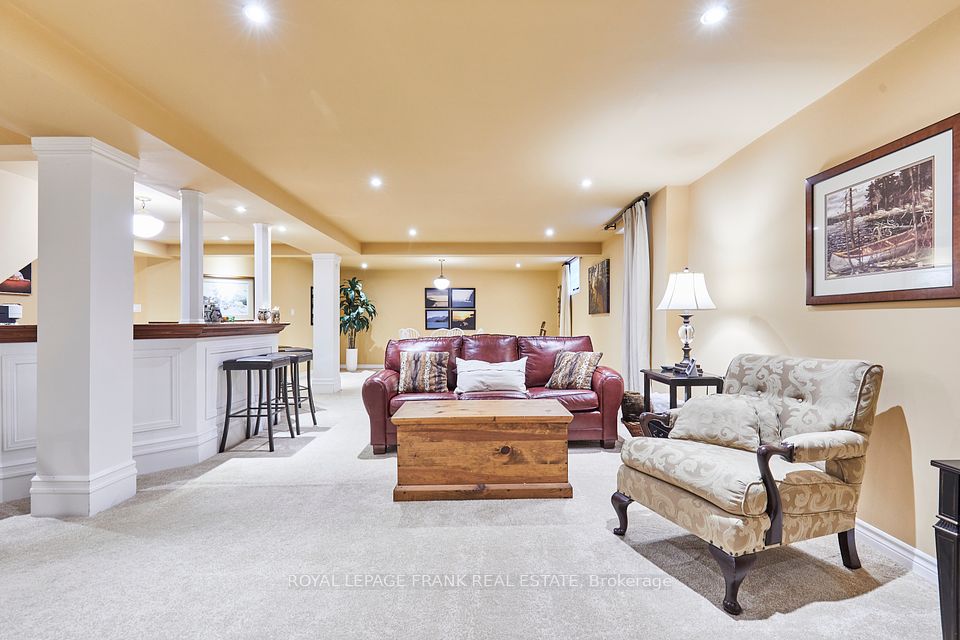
[454, 357, 527, 393]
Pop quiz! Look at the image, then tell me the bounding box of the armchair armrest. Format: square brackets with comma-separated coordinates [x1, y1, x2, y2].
[756, 443, 796, 546]
[781, 430, 868, 463]
[633, 410, 679, 438]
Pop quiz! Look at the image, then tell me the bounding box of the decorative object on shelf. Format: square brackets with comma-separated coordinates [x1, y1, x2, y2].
[0, 303, 23, 324]
[132, 196, 165, 239]
[339, 276, 377, 372]
[656, 267, 716, 374]
[450, 309, 476, 330]
[807, 113, 959, 304]
[425, 309, 449, 330]
[450, 287, 475, 308]
[433, 258, 450, 290]
[204, 302, 223, 323]
[257, 307, 271, 322]
[204, 275, 254, 321]
[424, 287, 449, 308]
[270, 307, 281, 323]
[0, 263, 31, 295]
[588, 258, 610, 314]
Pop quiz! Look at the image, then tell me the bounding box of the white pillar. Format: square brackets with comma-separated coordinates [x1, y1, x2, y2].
[30, 137, 138, 517]
[179, 189, 204, 323]
[312, 253, 341, 393]
[253, 223, 271, 314]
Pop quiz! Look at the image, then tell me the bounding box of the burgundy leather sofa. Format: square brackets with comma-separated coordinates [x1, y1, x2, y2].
[362, 334, 624, 454]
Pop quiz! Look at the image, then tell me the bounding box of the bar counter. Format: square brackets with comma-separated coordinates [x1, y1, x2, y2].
[0, 321, 290, 501]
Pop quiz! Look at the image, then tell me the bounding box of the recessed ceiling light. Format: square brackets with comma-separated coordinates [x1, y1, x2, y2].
[275, 225, 286, 232]
[242, 3, 270, 25]
[515, 262, 522, 268]
[700, 5, 728, 25]
[369, 176, 383, 189]
[545, 228, 555, 237]
[361, 262, 368, 269]
[408, 228, 417, 237]
[580, 178, 593, 189]
[235, 205, 247, 213]
[221, 236, 231, 241]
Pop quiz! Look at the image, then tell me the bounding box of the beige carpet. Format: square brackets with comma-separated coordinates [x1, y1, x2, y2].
[0, 372, 940, 639]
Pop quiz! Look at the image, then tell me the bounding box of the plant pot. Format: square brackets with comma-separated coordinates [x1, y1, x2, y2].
[346, 348, 359, 372]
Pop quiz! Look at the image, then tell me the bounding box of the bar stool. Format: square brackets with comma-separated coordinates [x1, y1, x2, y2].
[220, 353, 294, 453]
[278, 346, 319, 434]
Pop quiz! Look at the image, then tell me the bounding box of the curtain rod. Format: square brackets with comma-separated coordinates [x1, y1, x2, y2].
[602, 192, 651, 230]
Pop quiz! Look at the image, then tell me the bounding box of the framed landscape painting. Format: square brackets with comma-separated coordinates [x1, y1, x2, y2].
[424, 288, 449, 308]
[203, 276, 254, 320]
[588, 259, 610, 314]
[0, 264, 32, 295]
[450, 288, 476, 309]
[425, 309, 450, 330]
[806, 113, 960, 304]
[450, 309, 476, 330]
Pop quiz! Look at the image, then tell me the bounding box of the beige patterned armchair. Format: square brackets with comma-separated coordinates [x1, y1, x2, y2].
[611, 354, 883, 615]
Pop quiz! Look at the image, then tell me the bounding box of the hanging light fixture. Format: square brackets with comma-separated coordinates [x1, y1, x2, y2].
[132, 196, 165, 239]
[433, 258, 450, 290]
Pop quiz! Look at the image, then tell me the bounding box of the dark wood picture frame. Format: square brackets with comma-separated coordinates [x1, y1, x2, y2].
[425, 309, 450, 330]
[449, 287, 476, 309]
[806, 112, 960, 305]
[424, 287, 450, 309]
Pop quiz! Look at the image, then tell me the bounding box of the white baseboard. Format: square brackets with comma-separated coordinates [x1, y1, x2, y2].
[340, 364, 379, 370]
[133, 429, 218, 474]
[312, 374, 342, 394]
[856, 518, 937, 584]
[30, 460, 137, 517]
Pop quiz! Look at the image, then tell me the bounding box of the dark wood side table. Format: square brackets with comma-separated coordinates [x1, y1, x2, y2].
[934, 459, 960, 640]
[641, 368, 724, 412]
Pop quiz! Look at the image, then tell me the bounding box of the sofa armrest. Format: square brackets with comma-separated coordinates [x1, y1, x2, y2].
[757, 443, 795, 546]
[592, 366, 624, 446]
[362, 369, 399, 453]
[781, 430, 868, 463]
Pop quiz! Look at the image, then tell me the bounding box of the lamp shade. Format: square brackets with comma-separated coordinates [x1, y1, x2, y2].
[656, 268, 716, 311]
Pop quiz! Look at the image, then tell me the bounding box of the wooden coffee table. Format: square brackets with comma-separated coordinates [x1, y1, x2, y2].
[391, 399, 573, 501]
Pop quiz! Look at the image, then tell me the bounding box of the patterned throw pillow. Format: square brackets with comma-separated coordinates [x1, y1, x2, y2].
[546, 351, 603, 390]
[668, 394, 780, 452]
[398, 351, 450, 393]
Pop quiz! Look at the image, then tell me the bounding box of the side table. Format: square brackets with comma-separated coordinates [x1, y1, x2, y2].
[933, 459, 960, 640]
[641, 368, 724, 412]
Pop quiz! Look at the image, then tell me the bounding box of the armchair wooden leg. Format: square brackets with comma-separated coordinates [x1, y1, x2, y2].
[708, 545, 757, 616]
[838, 529, 861, 569]
[611, 491, 633, 536]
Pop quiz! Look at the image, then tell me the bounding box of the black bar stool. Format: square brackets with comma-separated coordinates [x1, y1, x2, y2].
[278, 346, 319, 434]
[220, 353, 294, 453]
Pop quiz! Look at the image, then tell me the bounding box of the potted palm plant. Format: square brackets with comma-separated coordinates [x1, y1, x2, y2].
[339, 276, 376, 372]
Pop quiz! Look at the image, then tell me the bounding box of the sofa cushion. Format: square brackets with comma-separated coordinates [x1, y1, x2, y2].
[546, 351, 603, 390]
[527, 387, 599, 412]
[461, 334, 519, 363]
[454, 357, 527, 393]
[518, 336, 594, 387]
[398, 351, 449, 394]
[669, 394, 779, 452]
[620, 436, 857, 517]
[385, 337, 462, 390]
[458, 390, 529, 400]
[389, 392, 458, 415]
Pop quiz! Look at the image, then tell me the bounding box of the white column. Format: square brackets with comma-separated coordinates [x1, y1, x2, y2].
[30, 137, 138, 517]
[179, 189, 204, 323]
[253, 223, 271, 314]
[312, 253, 341, 393]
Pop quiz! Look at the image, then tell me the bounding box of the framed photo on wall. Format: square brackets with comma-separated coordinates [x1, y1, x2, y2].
[424, 288, 449, 308]
[588, 258, 610, 314]
[450, 288, 476, 308]
[806, 113, 959, 304]
[203, 276, 254, 320]
[425, 309, 450, 330]
[450, 309, 476, 330]
[0, 264, 32, 295]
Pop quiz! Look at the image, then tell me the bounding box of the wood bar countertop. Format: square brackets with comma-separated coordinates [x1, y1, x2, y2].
[0, 322, 288, 343]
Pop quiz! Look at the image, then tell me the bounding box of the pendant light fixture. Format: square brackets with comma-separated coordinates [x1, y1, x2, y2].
[132, 196, 165, 239]
[433, 258, 450, 290]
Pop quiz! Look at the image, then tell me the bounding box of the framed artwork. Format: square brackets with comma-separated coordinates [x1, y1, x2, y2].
[0, 264, 31, 295]
[806, 113, 959, 304]
[450, 309, 477, 330]
[425, 309, 450, 330]
[203, 276, 254, 320]
[450, 288, 476, 308]
[588, 258, 610, 314]
[424, 288, 449, 308]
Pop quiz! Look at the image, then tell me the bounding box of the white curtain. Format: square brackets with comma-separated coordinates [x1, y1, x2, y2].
[559, 262, 572, 336]
[622, 199, 651, 391]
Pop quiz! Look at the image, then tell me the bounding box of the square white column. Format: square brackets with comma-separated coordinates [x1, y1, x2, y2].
[30, 137, 138, 517]
[253, 223, 272, 314]
[312, 253, 341, 393]
[179, 189, 204, 323]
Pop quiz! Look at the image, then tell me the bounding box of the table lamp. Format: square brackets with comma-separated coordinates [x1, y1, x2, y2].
[656, 267, 716, 375]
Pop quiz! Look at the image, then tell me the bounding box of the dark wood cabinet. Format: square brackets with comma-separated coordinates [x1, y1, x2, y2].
[933, 460, 960, 640]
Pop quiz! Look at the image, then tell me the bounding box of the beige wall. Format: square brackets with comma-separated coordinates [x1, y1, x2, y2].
[133, 254, 314, 349]
[0, 168, 38, 322]
[339, 267, 560, 366]
[680, 10, 960, 556]
[648, 186, 691, 371]
[570, 238, 625, 375]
